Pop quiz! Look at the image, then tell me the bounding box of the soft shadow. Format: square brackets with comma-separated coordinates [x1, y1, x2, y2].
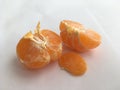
[62, 44, 73, 53]
[80, 50, 94, 57]
[10, 56, 57, 79]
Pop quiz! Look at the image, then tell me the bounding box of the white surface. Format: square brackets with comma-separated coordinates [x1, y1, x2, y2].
[0, 0, 120, 90]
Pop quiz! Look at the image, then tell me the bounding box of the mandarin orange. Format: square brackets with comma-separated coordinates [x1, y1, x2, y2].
[16, 22, 62, 69]
[60, 20, 101, 52]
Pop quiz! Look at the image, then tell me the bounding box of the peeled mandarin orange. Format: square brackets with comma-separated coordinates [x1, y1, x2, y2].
[59, 52, 87, 76]
[16, 22, 62, 69]
[59, 20, 101, 52]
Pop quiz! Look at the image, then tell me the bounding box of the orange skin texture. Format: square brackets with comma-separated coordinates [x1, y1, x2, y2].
[59, 52, 87, 76]
[16, 23, 62, 69]
[60, 20, 101, 52]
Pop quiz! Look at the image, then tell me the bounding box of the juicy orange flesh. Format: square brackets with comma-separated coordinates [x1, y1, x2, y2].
[41, 30, 62, 61]
[41, 30, 61, 47]
[59, 52, 87, 75]
[86, 30, 101, 40]
[17, 38, 40, 62]
[79, 30, 101, 49]
[60, 31, 72, 48]
[16, 36, 50, 69]
[73, 34, 87, 52]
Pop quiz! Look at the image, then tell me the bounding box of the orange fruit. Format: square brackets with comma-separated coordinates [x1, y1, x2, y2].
[59, 20, 101, 52]
[16, 22, 62, 69]
[59, 52, 87, 76]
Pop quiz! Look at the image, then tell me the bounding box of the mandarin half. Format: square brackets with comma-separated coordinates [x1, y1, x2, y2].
[60, 20, 101, 52]
[16, 22, 62, 69]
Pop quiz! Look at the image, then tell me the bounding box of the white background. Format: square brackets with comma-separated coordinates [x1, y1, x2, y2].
[0, 0, 120, 90]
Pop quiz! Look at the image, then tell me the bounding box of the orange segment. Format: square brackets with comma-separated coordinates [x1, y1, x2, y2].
[41, 30, 62, 62]
[59, 20, 87, 52]
[60, 31, 73, 48]
[79, 29, 101, 49]
[60, 31, 68, 44]
[73, 34, 87, 52]
[59, 52, 87, 76]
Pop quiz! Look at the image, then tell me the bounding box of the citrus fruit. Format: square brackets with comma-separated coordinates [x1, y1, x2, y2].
[60, 20, 101, 52]
[16, 22, 62, 69]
